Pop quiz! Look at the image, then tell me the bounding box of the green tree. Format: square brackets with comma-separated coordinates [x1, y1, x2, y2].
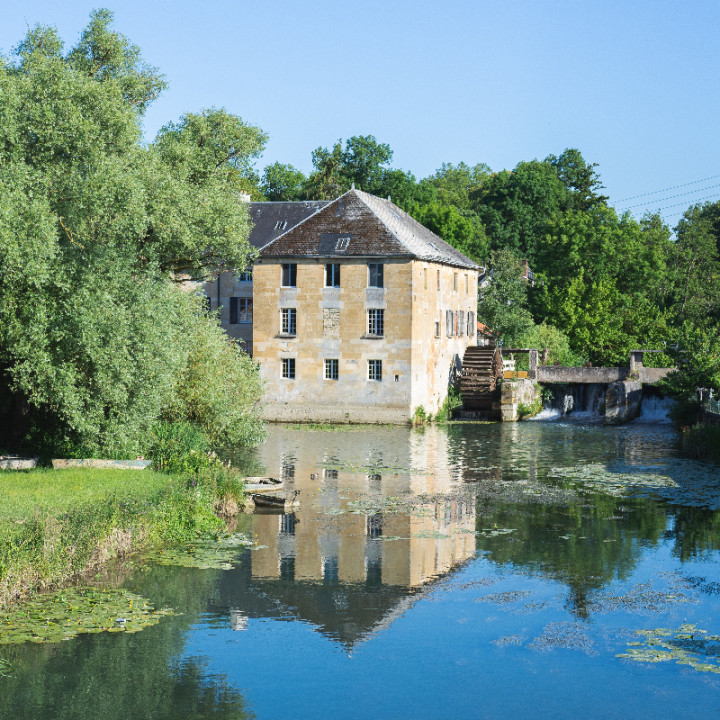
[0, 11, 265, 455]
[471, 160, 569, 259]
[545, 148, 608, 211]
[530, 207, 673, 365]
[477, 249, 535, 345]
[425, 161, 491, 212]
[668, 201, 720, 328]
[413, 202, 489, 263]
[261, 162, 307, 201]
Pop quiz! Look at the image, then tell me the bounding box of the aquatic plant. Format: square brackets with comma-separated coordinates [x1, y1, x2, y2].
[0, 587, 173, 645]
[617, 624, 720, 673]
[143, 533, 254, 571]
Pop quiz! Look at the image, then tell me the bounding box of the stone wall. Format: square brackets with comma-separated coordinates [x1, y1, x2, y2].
[253, 258, 478, 423]
[604, 381, 643, 425]
[537, 365, 673, 384]
[500, 379, 540, 422]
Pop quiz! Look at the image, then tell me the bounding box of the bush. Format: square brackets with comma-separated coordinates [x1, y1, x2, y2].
[435, 386, 463, 423]
[161, 305, 266, 448]
[681, 423, 720, 462]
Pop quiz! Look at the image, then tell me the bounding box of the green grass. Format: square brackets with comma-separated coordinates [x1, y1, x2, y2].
[0, 467, 241, 609]
[0, 469, 169, 524]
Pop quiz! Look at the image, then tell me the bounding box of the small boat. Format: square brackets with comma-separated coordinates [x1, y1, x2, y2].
[243, 476, 283, 494]
[252, 491, 300, 513]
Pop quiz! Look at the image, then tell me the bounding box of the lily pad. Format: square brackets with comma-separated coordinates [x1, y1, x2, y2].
[0, 587, 173, 645]
[144, 533, 253, 570]
[617, 624, 720, 673]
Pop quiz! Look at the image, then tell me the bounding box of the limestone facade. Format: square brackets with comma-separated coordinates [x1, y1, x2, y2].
[253, 189, 479, 423]
[253, 258, 478, 422]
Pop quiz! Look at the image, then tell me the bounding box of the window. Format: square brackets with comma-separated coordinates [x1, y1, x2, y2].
[467, 311, 475, 336]
[458, 310, 465, 337]
[274, 220, 287, 231]
[423, 267, 427, 290]
[237, 269, 253, 282]
[368, 263, 384, 288]
[446, 310, 454, 337]
[453, 272, 458, 291]
[367, 309, 384, 336]
[368, 359, 382, 381]
[325, 263, 341, 287]
[282, 358, 295, 379]
[335, 237, 350, 251]
[465, 274, 469, 293]
[281, 308, 296, 335]
[282, 263, 297, 287]
[435, 320, 440, 338]
[437, 269, 441, 290]
[229, 297, 252, 324]
[324, 358, 339, 380]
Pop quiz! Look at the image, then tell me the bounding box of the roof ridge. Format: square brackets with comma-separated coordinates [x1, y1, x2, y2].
[351, 188, 408, 248]
[255, 198, 332, 251]
[352, 189, 478, 270]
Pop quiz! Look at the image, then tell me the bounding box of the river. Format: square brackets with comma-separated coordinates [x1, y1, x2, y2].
[3, 421, 720, 719]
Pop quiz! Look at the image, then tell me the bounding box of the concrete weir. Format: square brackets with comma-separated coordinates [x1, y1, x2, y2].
[496, 350, 674, 424]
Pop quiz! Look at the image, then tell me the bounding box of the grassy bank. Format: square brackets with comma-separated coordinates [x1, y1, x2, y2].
[681, 423, 720, 462]
[0, 467, 243, 609]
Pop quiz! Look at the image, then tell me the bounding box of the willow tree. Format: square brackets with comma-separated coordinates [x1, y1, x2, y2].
[0, 10, 266, 455]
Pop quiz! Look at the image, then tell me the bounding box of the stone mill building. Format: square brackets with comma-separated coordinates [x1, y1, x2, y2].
[204, 189, 479, 423]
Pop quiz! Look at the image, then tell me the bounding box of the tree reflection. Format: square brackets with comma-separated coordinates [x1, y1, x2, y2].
[1, 564, 252, 720]
[473, 496, 668, 618]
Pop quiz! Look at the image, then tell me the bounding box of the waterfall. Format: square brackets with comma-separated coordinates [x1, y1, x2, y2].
[529, 383, 674, 424]
[633, 388, 673, 424]
[529, 383, 608, 422]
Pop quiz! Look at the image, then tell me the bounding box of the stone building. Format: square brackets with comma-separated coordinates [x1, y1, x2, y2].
[202, 200, 328, 355]
[252, 189, 479, 423]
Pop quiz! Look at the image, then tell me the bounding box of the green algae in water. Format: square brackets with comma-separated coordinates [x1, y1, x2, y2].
[548, 459, 720, 509]
[0, 587, 173, 645]
[617, 624, 720, 673]
[144, 533, 254, 570]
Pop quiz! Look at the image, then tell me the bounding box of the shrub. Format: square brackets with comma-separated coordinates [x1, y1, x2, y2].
[435, 386, 463, 423]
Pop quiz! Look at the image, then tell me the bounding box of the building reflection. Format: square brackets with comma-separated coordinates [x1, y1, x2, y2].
[213, 426, 477, 646]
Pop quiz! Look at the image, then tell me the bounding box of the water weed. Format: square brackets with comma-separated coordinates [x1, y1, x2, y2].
[0, 587, 173, 645]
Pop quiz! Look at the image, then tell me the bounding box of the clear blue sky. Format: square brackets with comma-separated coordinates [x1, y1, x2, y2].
[2, 0, 718, 225]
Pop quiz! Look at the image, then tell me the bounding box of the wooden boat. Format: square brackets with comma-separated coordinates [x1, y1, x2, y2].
[252, 491, 300, 513]
[243, 476, 283, 494]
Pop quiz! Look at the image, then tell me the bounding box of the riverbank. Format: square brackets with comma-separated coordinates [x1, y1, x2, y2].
[0, 467, 243, 609]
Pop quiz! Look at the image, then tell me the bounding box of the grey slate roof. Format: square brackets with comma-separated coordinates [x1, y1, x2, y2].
[257, 189, 479, 270]
[246, 200, 330, 250]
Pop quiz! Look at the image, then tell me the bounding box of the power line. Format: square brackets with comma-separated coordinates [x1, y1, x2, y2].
[644, 193, 720, 213]
[618, 183, 720, 209]
[616, 174, 720, 203]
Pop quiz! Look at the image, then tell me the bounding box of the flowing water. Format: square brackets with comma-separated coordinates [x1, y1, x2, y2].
[3, 422, 720, 719]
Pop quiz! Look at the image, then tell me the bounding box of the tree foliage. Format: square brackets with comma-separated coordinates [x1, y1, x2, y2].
[0, 11, 265, 455]
[477, 249, 535, 346]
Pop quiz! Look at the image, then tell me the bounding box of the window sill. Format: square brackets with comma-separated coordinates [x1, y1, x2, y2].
[276, 333, 297, 339]
[362, 334, 384, 340]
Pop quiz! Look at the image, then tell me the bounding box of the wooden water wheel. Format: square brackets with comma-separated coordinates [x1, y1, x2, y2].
[459, 346, 502, 411]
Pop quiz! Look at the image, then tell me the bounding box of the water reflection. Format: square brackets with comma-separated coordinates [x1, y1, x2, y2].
[222, 423, 720, 636]
[1, 565, 252, 720]
[5, 423, 720, 719]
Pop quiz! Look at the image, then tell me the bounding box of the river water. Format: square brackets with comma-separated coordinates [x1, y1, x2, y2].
[3, 421, 720, 719]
